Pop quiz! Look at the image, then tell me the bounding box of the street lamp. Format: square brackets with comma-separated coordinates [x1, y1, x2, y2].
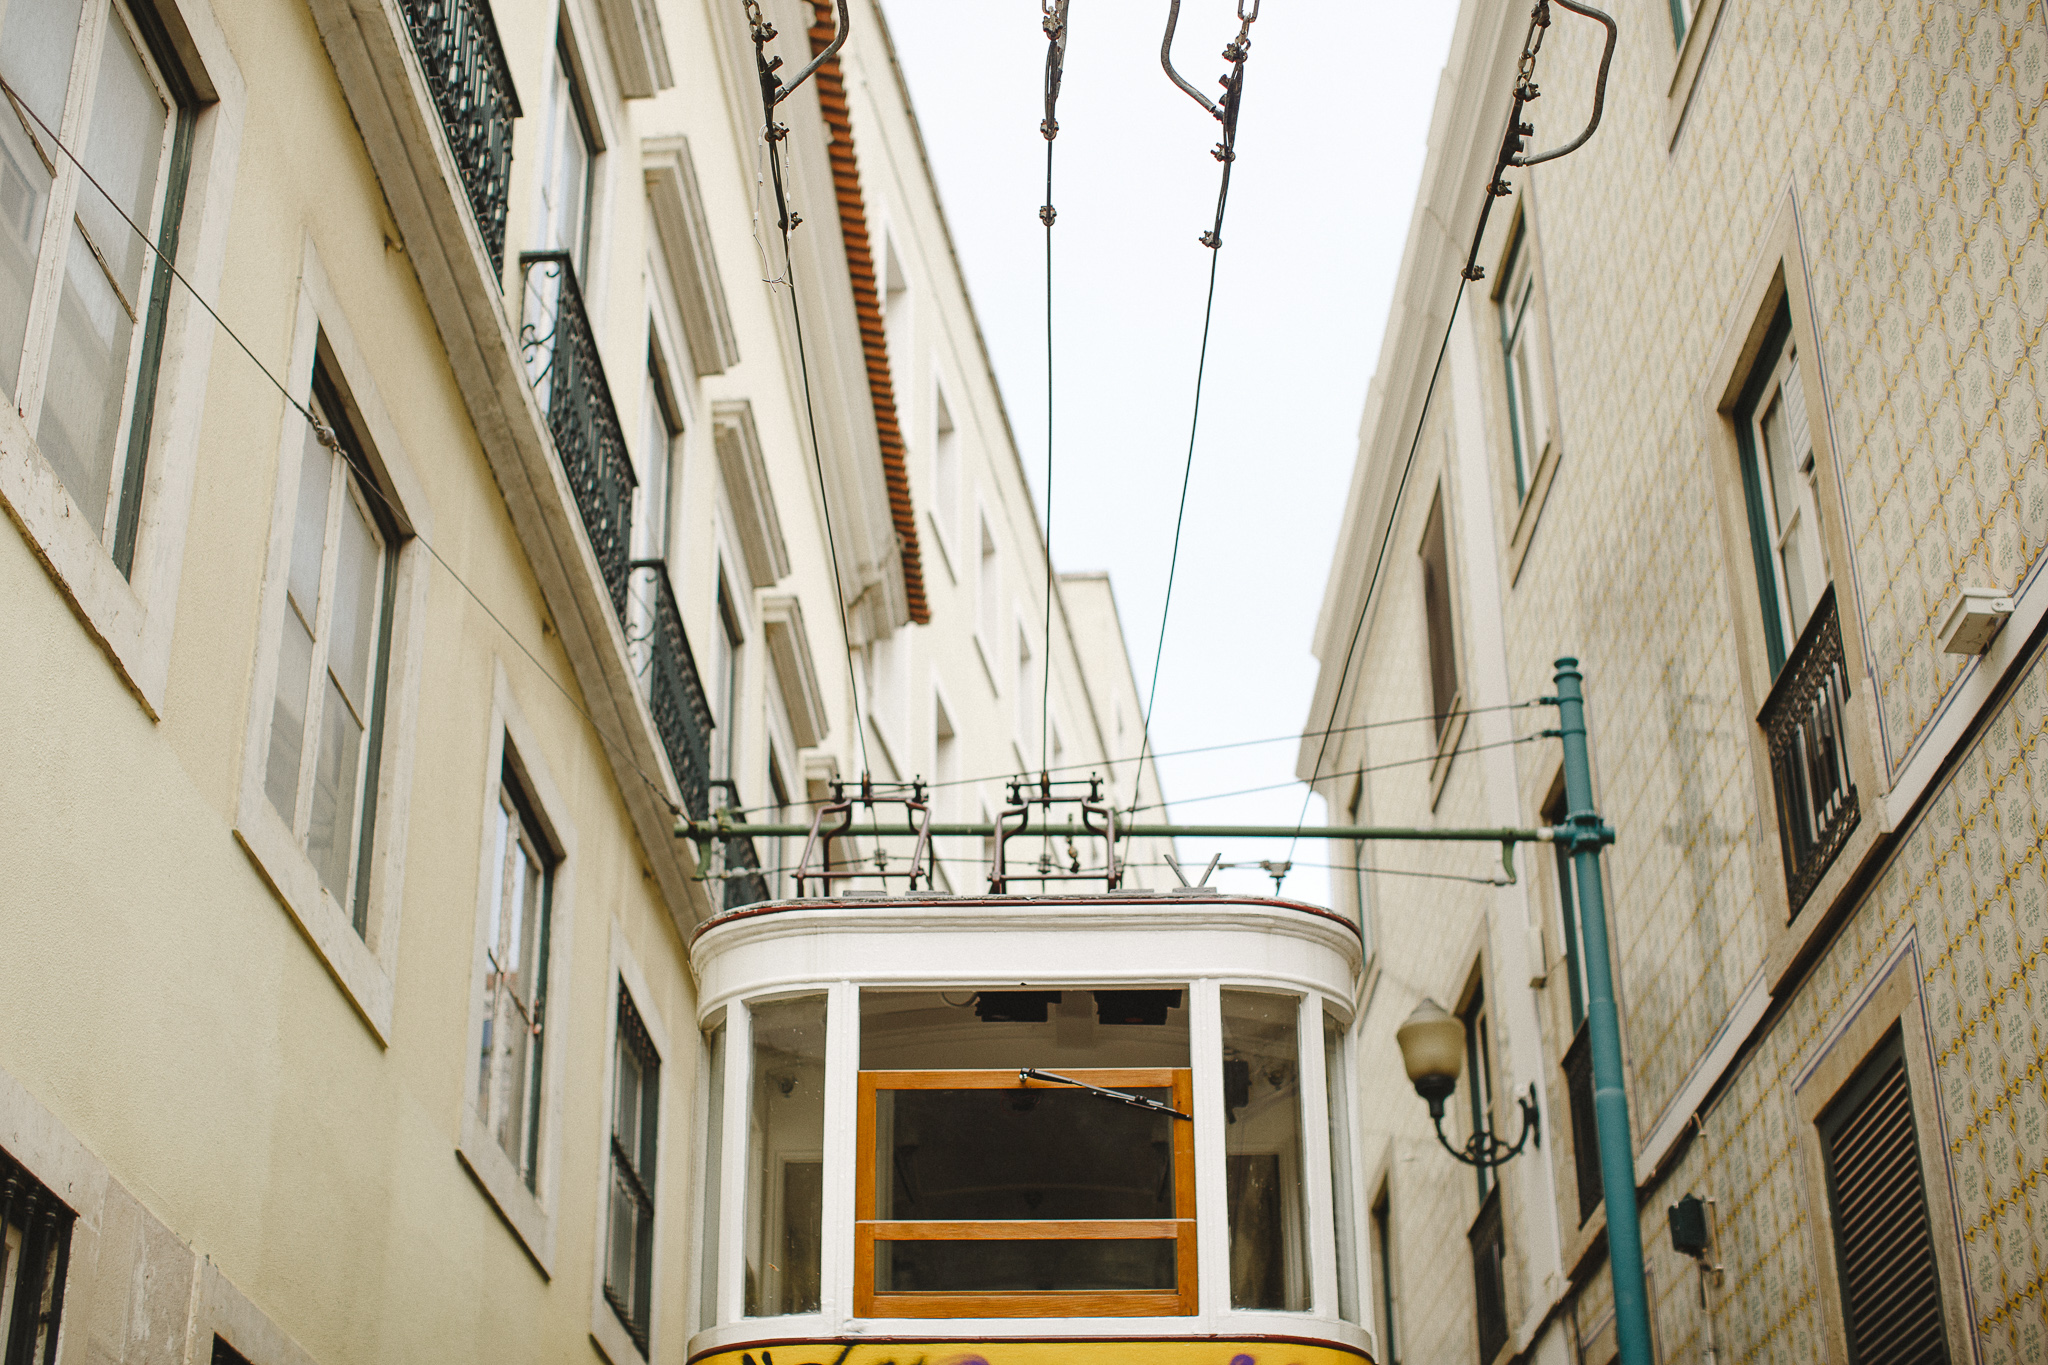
[1395, 998, 1539, 1169]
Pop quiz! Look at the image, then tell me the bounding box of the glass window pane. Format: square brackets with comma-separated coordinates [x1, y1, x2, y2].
[698, 1022, 726, 1328]
[875, 1088, 1176, 1221]
[1323, 1011, 1359, 1323]
[327, 483, 383, 714]
[288, 432, 330, 620]
[1221, 989, 1308, 1311]
[0, 0, 79, 400]
[35, 19, 168, 538]
[746, 993, 826, 1317]
[307, 675, 364, 904]
[265, 612, 313, 819]
[876, 1239, 1177, 1293]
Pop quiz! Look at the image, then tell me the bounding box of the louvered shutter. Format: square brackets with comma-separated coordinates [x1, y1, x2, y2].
[1817, 1031, 1949, 1365]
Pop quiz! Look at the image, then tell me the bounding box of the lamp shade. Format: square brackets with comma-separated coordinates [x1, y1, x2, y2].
[1396, 998, 1466, 1087]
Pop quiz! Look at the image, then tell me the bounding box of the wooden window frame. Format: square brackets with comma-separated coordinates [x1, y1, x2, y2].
[854, 1068, 1198, 1319]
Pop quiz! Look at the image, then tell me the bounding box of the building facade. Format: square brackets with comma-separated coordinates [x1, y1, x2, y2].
[1302, 0, 2046, 1362]
[0, 0, 1168, 1361]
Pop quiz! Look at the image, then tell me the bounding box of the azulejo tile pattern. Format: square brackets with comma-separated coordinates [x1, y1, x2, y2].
[1813, 0, 2048, 777]
[1502, 0, 2047, 1148]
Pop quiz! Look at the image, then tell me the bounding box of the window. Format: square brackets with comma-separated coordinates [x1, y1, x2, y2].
[746, 994, 827, 1317]
[933, 694, 959, 891]
[1, 0, 191, 573]
[1221, 990, 1308, 1312]
[210, 1340, 251, 1365]
[262, 372, 399, 931]
[1, 1147, 73, 1365]
[476, 762, 555, 1192]
[1462, 988, 1509, 1361]
[1419, 491, 1458, 739]
[1015, 626, 1036, 758]
[710, 574, 742, 780]
[766, 754, 792, 900]
[1817, 1029, 1949, 1365]
[1370, 1185, 1398, 1365]
[977, 517, 999, 665]
[635, 350, 679, 563]
[1736, 302, 1830, 677]
[932, 387, 958, 556]
[857, 989, 1195, 1317]
[1546, 782, 1601, 1223]
[533, 39, 595, 273]
[1322, 1009, 1360, 1323]
[1668, 0, 1697, 45]
[1496, 223, 1548, 501]
[1463, 988, 1498, 1202]
[697, 1022, 727, 1329]
[605, 988, 660, 1355]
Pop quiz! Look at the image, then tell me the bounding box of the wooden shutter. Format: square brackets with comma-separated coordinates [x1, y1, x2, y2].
[1817, 1031, 1948, 1365]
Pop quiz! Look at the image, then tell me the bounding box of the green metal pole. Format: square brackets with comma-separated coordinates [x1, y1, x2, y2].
[1552, 657, 1652, 1365]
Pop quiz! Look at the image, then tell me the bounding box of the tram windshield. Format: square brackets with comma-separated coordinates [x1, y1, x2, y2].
[857, 988, 1195, 1315]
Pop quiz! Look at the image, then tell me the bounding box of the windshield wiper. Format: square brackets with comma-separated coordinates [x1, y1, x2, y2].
[1018, 1067, 1192, 1120]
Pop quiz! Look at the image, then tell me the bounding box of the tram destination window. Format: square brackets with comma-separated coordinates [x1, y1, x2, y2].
[857, 988, 1195, 1317]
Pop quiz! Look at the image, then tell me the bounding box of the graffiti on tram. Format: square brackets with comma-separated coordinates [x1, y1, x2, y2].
[696, 1343, 1369, 1365]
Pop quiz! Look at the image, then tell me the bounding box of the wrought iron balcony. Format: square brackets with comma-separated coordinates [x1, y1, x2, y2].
[720, 825, 774, 911]
[1760, 583, 1859, 917]
[1563, 1022, 1600, 1224]
[397, 0, 520, 270]
[628, 562, 713, 821]
[522, 253, 637, 619]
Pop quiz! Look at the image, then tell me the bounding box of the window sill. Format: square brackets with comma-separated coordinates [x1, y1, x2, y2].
[1665, 0, 1728, 149]
[457, 1108, 557, 1275]
[0, 407, 169, 717]
[233, 798, 394, 1043]
[1507, 440, 1560, 586]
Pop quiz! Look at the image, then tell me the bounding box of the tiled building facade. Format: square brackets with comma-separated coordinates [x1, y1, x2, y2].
[1302, 0, 2047, 1361]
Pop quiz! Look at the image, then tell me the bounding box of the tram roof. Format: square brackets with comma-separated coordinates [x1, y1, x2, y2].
[692, 890, 1361, 943]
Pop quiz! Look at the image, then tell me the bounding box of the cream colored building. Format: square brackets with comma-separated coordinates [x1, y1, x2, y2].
[1302, 0, 2047, 1362]
[0, 0, 1165, 1360]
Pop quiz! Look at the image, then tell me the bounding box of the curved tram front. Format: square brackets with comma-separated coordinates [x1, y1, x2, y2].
[684, 786, 1377, 1365]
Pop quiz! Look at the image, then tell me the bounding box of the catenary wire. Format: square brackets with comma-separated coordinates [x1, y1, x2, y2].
[0, 74, 694, 820]
[1135, 731, 1543, 812]
[698, 699, 1545, 820]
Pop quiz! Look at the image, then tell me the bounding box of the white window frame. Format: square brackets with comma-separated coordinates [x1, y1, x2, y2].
[233, 242, 431, 1043]
[1745, 338, 1828, 663]
[974, 508, 999, 691]
[458, 665, 578, 1270]
[0, 0, 243, 715]
[927, 376, 958, 578]
[592, 927, 672, 1365]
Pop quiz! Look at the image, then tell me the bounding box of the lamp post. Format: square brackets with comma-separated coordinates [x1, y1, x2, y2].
[1395, 999, 1540, 1168]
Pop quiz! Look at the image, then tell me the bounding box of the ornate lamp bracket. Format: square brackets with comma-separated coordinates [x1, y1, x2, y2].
[1432, 1084, 1542, 1169]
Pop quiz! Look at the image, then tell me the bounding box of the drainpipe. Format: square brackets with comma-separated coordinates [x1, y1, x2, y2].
[1549, 657, 1652, 1365]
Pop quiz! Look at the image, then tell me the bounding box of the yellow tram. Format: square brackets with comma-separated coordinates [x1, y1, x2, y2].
[684, 784, 1376, 1365]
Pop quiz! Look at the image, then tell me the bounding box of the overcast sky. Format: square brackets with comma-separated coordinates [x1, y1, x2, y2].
[877, 0, 1459, 903]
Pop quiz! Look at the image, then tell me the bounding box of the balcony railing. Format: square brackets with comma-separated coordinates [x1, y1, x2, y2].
[629, 562, 713, 821]
[1760, 583, 1859, 917]
[398, 0, 520, 270]
[523, 253, 637, 619]
[720, 826, 773, 911]
[1563, 1022, 1601, 1224]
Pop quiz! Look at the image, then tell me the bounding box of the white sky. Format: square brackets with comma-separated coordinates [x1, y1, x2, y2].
[877, 0, 1459, 904]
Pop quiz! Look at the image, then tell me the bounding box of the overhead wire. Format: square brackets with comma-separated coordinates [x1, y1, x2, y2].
[747, 0, 871, 783]
[1037, 0, 1070, 776]
[1130, 0, 1261, 821]
[1285, 0, 1607, 867]
[0, 72, 692, 822]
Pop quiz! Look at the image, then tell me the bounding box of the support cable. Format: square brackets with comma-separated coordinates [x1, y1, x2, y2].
[1038, 0, 1069, 776]
[1129, 0, 1260, 821]
[0, 74, 691, 822]
[746, 0, 872, 782]
[1288, 0, 1614, 862]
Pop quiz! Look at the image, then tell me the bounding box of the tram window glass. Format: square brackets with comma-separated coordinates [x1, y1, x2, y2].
[745, 994, 827, 1317]
[858, 1068, 1196, 1316]
[697, 1020, 726, 1329]
[859, 989, 1190, 1070]
[1323, 1008, 1360, 1323]
[1221, 989, 1309, 1311]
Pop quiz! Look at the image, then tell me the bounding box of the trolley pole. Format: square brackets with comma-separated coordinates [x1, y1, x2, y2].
[1550, 657, 1651, 1365]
